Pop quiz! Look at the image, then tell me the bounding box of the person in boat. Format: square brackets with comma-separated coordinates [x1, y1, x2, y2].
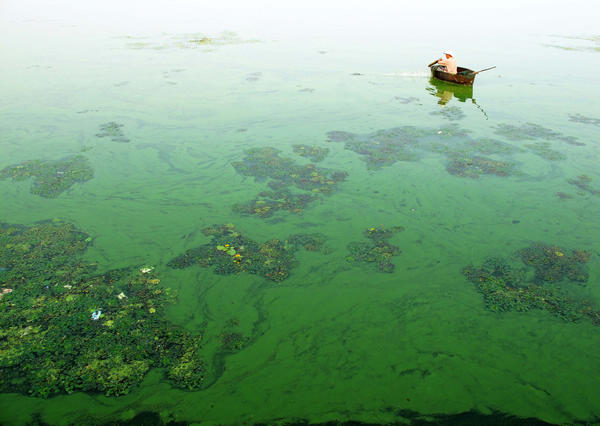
[437, 50, 457, 75]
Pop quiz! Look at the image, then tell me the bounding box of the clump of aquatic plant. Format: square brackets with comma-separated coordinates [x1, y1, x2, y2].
[567, 175, 600, 195]
[494, 123, 562, 140]
[569, 113, 600, 127]
[169, 224, 330, 282]
[232, 147, 347, 194]
[326, 124, 524, 178]
[166, 335, 205, 390]
[430, 106, 465, 121]
[326, 127, 427, 170]
[524, 142, 566, 161]
[95, 122, 130, 143]
[494, 122, 583, 146]
[543, 35, 600, 53]
[0, 155, 93, 198]
[462, 245, 598, 324]
[346, 225, 404, 273]
[286, 232, 329, 252]
[0, 220, 206, 398]
[555, 191, 574, 200]
[518, 243, 590, 284]
[445, 154, 517, 178]
[245, 72, 262, 82]
[232, 190, 316, 218]
[231, 147, 347, 219]
[393, 96, 419, 104]
[123, 31, 257, 50]
[219, 319, 248, 352]
[463, 138, 524, 156]
[292, 144, 330, 162]
[168, 224, 295, 282]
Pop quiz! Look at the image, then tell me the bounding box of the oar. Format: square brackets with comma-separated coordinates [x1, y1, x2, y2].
[427, 59, 439, 67]
[469, 66, 496, 75]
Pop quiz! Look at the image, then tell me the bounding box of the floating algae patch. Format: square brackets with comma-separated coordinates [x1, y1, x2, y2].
[292, 144, 330, 162]
[393, 96, 419, 104]
[445, 154, 518, 178]
[168, 224, 329, 282]
[519, 243, 591, 284]
[286, 232, 329, 253]
[569, 113, 600, 127]
[493, 122, 584, 146]
[429, 106, 466, 121]
[346, 225, 404, 273]
[0, 220, 207, 398]
[543, 35, 600, 52]
[232, 189, 316, 218]
[556, 191, 575, 200]
[0, 155, 93, 198]
[524, 142, 566, 161]
[219, 319, 248, 353]
[95, 122, 130, 143]
[232, 147, 347, 194]
[463, 138, 524, 156]
[567, 175, 600, 195]
[326, 127, 426, 170]
[231, 147, 347, 219]
[122, 31, 258, 51]
[462, 245, 599, 323]
[327, 125, 523, 178]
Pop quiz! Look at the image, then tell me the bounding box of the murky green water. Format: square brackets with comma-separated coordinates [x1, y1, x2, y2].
[1, 3, 599, 425]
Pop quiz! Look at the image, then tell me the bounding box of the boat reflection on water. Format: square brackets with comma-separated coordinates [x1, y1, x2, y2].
[427, 77, 488, 119]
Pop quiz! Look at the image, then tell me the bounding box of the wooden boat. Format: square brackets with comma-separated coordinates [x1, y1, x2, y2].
[430, 64, 476, 86]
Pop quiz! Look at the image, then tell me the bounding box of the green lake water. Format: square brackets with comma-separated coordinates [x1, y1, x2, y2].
[1, 2, 599, 425]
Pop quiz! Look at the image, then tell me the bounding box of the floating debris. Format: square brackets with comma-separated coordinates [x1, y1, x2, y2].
[346, 226, 404, 273]
[95, 122, 130, 143]
[0, 155, 94, 198]
[292, 144, 329, 162]
[0, 220, 206, 397]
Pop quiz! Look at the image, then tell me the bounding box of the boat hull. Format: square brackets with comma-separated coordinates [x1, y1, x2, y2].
[431, 65, 475, 86]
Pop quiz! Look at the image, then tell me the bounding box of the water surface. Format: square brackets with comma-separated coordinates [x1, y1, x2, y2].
[1, 2, 599, 424]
